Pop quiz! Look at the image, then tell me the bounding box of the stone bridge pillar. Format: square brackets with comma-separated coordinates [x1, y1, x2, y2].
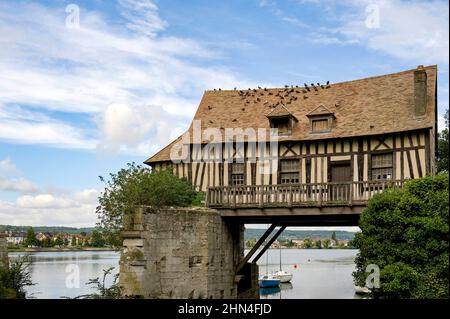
[119, 207, 252, 299]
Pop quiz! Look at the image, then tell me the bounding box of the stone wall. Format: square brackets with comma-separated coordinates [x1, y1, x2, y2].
[0, 234, 8, 270]
[119, 207, 244, 299]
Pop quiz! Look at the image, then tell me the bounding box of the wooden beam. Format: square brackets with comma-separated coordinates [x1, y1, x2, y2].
[235, 224, 277, 274]
[252, 226, 287, 264]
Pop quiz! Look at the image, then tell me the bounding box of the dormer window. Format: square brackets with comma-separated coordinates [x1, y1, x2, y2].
[307, 105, 335, 134]
[266, 104, 298, 136]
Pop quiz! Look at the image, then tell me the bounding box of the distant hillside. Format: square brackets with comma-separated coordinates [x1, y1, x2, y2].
[244, 228, 357, 241]
[0, 225, 95, 234]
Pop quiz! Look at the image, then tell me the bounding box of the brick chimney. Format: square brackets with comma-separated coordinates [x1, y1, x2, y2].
[414, 65, 427, 117]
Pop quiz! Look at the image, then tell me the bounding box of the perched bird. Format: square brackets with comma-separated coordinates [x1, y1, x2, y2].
[317, 83, 320, 86]
[258, 86, 262, 89]
[234, 87, 237, 90]
[239, 90, 244, 94]
[284, 85, 289, 88]
[264, 88, 268, 91]
[326, 81, 330, 85]
[219, 88, 222, 91]
[311, 83, 315, 87]
[304, 83, 309, 88]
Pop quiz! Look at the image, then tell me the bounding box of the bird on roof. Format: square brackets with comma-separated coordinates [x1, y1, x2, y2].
[239, 90, 244, 94]
[311, 83, 315, 87]
[219, 88, 222, 90]
[326, 81, 330, 85]
[317, 83, 320, 86]
[213, 89, 216, 91]
[264, 88, 268, 91]
[284, 85, 289, 88]
[258, 86, 262, 89]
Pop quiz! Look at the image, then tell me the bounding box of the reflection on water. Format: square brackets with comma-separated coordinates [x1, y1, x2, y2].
[253, 249, 360, 299]
[9, 249, 359, 299]
[9, 251, 120, 299]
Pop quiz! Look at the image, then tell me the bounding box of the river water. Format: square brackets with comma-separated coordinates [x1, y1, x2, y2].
[9, 249, 360, 299]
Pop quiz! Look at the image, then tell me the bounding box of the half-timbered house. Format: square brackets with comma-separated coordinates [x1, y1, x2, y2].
[144, 65, 437, 212]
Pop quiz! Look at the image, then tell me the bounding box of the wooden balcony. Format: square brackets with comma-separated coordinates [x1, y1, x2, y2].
[206, 180, 404, 209]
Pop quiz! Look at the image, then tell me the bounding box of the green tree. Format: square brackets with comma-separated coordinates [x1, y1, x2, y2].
[352, 174, 449, 299]
[302, 238, 313, 249]
[437, 109, 449, 173]
[54, 236, 64, 247]
[96, 163, 196, 247]
[314, 239, 322, 249]
[90, 230, 106, 248]
[24, 228, 38, 247]
[322, 238, 331, 249]
[71, 236, 77, 247]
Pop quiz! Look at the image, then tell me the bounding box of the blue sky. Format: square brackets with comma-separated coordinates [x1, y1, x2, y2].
[0, 0, 448, 227]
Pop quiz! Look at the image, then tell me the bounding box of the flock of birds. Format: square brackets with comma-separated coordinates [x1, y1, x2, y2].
[209, 81, 332, 113]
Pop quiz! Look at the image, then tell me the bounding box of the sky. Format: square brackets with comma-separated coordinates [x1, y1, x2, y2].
[0, 0, 448, 229]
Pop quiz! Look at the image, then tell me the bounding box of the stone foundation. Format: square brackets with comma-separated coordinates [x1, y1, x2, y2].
[119, 207, 245, 299]
[0, 234, 8, 270]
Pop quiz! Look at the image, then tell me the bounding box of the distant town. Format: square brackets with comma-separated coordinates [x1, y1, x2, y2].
[1, 225, 356, 250]
[0, 225, 110, 250]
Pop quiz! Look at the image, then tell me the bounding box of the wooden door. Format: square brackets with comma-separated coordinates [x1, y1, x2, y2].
[330, 161, 351, 201]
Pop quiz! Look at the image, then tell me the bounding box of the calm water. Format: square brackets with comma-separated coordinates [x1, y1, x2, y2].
[9, 249, 359, 299]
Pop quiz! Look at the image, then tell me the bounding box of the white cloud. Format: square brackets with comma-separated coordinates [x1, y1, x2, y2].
[0, 158, 19, 175]
[0, 1, 255, 154]
[0, 188, 100, 227]
[0, 157, 39, 194]
[310, 0, 449, 65]
[0, 177, 39, 194]
[16, 194, 76, 209]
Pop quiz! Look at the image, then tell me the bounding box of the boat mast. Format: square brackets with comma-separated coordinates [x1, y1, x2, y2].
[279, 240, 282, 271]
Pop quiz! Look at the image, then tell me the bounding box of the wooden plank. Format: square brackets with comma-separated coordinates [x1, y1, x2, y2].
[425, 129, 431, 175]
[235, 224, 277, 274]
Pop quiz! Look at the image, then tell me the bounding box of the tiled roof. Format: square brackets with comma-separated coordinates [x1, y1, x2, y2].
[145, 65, 437, 164]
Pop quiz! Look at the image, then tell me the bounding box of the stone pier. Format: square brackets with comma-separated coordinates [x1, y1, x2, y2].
[0, 234, 8, 270]
[119, 206, 255, 299]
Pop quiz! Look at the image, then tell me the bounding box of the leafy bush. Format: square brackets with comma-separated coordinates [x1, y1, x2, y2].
[352, 173, 449, 299]
[96, 163, 197, 246]
[70, 267, 122, 299]
[0, 257, 34, 299]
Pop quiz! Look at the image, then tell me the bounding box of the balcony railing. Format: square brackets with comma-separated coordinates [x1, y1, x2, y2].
[206, 180, 404, 208]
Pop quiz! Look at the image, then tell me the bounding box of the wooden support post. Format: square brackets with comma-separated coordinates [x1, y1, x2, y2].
[252, 226, 287, 264]
[235, 224, 277, 274]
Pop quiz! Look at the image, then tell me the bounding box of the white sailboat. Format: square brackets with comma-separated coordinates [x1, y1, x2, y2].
[272, 244, 293, 283]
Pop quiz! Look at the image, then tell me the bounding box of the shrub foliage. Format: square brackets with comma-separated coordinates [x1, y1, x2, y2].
[352, 173, 449, 299]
